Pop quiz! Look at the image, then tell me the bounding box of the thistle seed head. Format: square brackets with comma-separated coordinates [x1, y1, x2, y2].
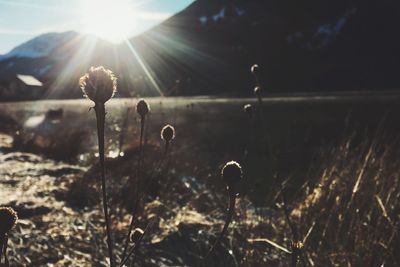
[221, 161, 243, 188]
[161, 124, 175, 142]
[254, 86, 262, 97]
[251, 64, 259, 75]
[79, 66, 117, 104]
[130, 227, 144, 243]
[136, 99, 150, 118]
[0, 207, 18, 235]
[243, 104, 253, 117]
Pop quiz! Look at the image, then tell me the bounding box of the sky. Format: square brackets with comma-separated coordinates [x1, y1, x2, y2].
[0, 0, 194, 54]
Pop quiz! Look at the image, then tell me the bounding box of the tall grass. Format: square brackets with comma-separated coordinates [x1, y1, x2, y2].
[287, 132, 400, 265]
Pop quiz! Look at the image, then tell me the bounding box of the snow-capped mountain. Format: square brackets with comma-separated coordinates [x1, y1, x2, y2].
[1, 0, 400, 99]
[0, 31, 78, 61]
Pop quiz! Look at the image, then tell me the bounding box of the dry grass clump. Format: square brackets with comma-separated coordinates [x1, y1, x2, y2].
[289, 134, 400, 266]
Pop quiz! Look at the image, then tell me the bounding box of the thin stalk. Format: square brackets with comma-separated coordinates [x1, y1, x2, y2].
[120, 223, 150, 267]
[120, 115, 145, 264]
[118, 108, 131, 157]
[3, 236, 8, 267]
[206, 191, 236, 258]
[95, 104, 115, 267]
[281, 189, 307, 267]
[0, 234, 4, 263]
[164, 141, 170, 156]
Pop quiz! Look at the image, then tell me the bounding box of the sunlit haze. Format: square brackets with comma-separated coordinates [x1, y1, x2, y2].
[0, 0, 194, 54]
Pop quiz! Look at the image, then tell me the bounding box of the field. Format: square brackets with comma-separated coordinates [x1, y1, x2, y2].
[0, 94, 399, 266]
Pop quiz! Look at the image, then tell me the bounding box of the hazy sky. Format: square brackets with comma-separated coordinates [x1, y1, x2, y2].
[0, 0, 194, 54]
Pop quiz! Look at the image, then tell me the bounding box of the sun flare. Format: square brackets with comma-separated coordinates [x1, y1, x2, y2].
[81, 0, 136, 43]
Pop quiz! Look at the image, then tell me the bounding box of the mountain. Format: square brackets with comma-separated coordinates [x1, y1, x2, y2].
[128, 0, 400, 94]
[1, 0, 400, 99]
[0, 31, 78, 61]
[0, 31, 116, 98]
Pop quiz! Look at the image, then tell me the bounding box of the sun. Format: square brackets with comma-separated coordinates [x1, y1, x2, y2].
[80, 0, 136, 43]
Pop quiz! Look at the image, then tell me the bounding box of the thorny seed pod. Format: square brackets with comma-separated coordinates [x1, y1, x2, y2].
[254, 86, 262, 97]
[79, 66, 117, 104]
[251, 64, 259, 76]
[130, 228, 144, 243]
[161, 124, 175, 143]
[136, 99, 150, 118]
[221, 161, 243, 192]
[243, 104, 253, 117]
[0, 207, 18, 235]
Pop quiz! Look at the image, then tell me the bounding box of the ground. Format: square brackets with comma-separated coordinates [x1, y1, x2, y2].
[0, 95, 399, 266]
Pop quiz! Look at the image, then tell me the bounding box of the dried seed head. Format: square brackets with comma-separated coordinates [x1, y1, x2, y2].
[243, 104, 253, 117]
[130, 228, 144, 243]
[79, 66, 117, 104]
[221, 161, 243, 187]
[161, 124, 175, 142]
[251, 64, 259, 75]
[254, 86, 262, 97]
[136, 99, 150, 117]
[0, 207, 18, 235]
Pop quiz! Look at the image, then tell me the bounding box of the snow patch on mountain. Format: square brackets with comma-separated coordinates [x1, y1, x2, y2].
[233, 6, 246, 16]
[198, 4, 246, 26]
[199, 16, 208, 25]
[213, 7, 226, 21]
[0, 31, 78, 61]
[287, 7, 357, 49]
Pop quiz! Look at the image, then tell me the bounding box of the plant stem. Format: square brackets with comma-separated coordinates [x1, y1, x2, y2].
[207, 191, 236, 257]
[281, 189, 307, 267]
[164, 141, 170, 156]
[120, 222, 150, 267]
[120, 115, 145, 264]
[95, 103, 115, 267]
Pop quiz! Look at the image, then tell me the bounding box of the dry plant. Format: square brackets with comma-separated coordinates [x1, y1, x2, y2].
[207, 161, 243, 258]
[251, 64, 263, 111]
[289, 133, 400, 266]
[121, 98, 150, 265]
[80, 66, 117, 267]
[161, 124, 175, 155]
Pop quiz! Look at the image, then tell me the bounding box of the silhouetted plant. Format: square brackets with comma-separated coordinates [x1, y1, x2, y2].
[118, 107, 131, 157]
[0, 207, 18, 267]
[251, 65, 264, 116]
[120, 227, 147, 267]
[280, 188, 306, 267]
[243, 104, 254, 118]
[251, 64, 260, 86]
[160, 124, 175, 154]
[80, 66, 117, 267]
[121, 99, 150, 264]
[207, 161, 243, 257]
